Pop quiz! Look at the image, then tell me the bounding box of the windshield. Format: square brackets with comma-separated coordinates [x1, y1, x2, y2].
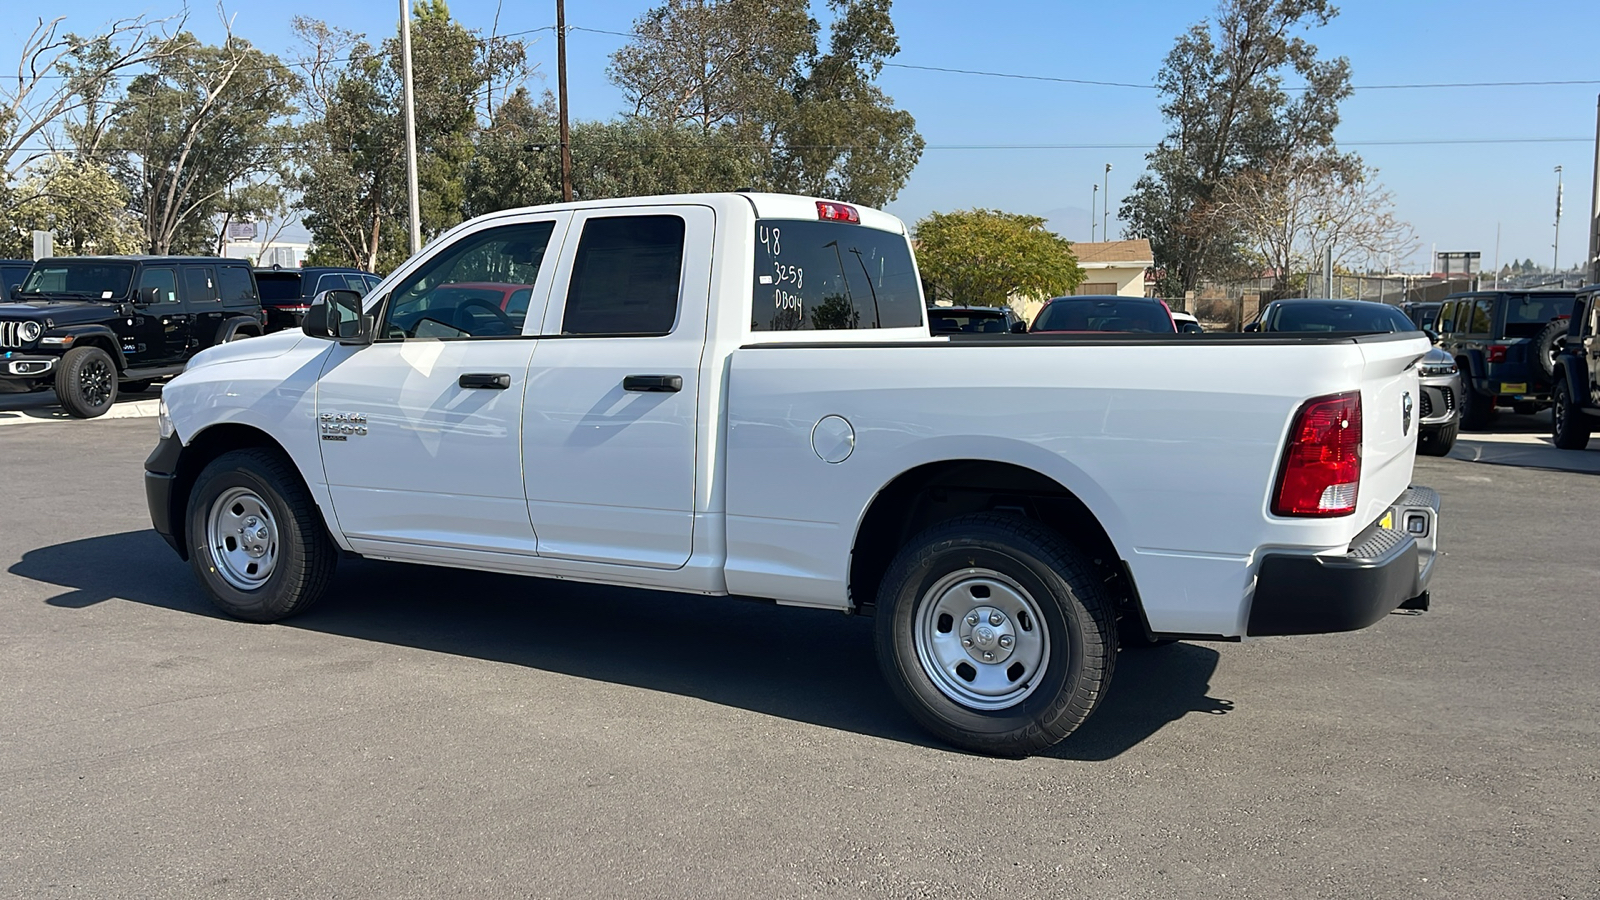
[929, 308, 1011, 334]
[1502, 294, 1572, 337]
[1032, 298, 1175, 333]
[20, 262, 136, 300]
[1268, 302, 1416, 333]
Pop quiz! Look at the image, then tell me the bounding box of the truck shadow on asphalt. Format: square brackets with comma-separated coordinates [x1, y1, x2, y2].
[13, 529, 1234, 761]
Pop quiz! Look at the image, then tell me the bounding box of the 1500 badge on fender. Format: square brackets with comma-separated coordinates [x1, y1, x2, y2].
[319, 412, 367, 440]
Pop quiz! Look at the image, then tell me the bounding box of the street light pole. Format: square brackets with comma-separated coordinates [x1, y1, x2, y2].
[1103, 163, 1112, 239]
[399, 0, 422, 255]
[556, 0, 573, 203]
[1090, 184, 1098, 241]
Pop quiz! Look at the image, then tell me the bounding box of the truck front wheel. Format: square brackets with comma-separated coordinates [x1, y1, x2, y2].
[874, 514, 1117, 757]
[186, 448, 337, 622]
[55, 345, 118, 418]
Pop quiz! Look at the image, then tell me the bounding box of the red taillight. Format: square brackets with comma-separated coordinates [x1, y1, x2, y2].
[1486, 344, 1507, 363]
[1272, 391, 1362, 517]
[816, 201, 860, 224]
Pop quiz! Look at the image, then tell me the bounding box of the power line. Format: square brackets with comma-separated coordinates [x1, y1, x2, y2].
[883, 61, 1600, 92]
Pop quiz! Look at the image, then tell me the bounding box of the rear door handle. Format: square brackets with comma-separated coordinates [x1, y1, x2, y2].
[459, 373, 511, 390]
[623, 374, 683, 393]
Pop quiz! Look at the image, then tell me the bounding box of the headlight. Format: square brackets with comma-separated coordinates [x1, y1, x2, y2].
[1420, 363, 1457, 377]
[157, 398, 175, 439]
[18, 321, 41, 343]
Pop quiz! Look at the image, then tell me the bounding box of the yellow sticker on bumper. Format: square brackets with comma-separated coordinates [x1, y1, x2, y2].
[1501, 383, 1527, 394]
[1379, 511, 1394, 531]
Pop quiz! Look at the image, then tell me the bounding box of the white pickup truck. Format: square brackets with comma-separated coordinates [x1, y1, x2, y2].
[145, 192, 1440, 756]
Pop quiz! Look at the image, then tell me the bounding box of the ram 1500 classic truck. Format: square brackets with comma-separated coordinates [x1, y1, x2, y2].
[145, 192, 1441, 757]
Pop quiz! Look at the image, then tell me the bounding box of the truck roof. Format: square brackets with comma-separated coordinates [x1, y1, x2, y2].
[464, 191, 908, 236]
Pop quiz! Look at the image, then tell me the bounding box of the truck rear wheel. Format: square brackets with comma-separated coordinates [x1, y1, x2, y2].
[1552, 381, 1592, 450]
[874, 514, 1117, 757]
[186, 448, 337, 622]
[1458, 380, 1494, 431]
[55, 345, 117, 418]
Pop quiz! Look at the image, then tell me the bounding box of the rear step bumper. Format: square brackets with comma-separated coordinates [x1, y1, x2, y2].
[1248, 486, 1440, 637]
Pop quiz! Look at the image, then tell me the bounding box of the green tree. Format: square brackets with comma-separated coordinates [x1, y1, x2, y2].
[107, 31, 300, 254]
[610, 0, 922, 207]
[914, 209, 1084, 308]
[296, 4, 526, 271]
[1120, 0, 1352, 295]
[0, 155, 142, 256]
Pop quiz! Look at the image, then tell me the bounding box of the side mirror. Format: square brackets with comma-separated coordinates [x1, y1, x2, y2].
[1243, 322, 1260, 333]
[303, 289, 370, 343]
[1010, 320, 1028, 334]
[1181, 322, 1205, 334]
[8, 285, 20, 301]
[132, 286, 159, 307]
[1423, 326, 1439, 344]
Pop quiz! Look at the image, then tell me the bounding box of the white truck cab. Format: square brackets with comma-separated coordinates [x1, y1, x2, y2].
[146, 192, 1440, 756]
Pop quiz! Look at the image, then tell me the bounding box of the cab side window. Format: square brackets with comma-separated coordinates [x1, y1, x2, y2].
[183, 266, 218, 305]
[216, 267, 255, 306]
[380, 221, 555, 340]
[139, 267, 179, 305]
[560, 215, 685, 336]
[1438, 301, 1458, 333]
[1469, 298, 1492, 334]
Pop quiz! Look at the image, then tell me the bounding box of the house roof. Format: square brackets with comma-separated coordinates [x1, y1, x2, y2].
[1071, 239, 1153, 266]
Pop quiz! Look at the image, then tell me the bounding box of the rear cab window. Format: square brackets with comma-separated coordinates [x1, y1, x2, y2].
[749, 219, 923, 332]
[217, 266, 257, 307]
[1501, 293, 1571, 338]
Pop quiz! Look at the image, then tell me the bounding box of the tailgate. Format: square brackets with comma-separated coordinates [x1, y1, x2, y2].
[1356, 335, 1430, 525]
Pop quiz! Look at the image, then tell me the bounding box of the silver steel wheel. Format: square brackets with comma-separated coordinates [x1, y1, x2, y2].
[913, 568, 1051, 710]
[205, 487, 280, 591]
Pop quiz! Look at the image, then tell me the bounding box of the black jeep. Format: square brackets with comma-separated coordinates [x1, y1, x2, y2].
[0, 256, 264, 418]
[1551, 284, 1600, 450]
[1433, 289, 1576, 429]
[253, 265, 379, 332]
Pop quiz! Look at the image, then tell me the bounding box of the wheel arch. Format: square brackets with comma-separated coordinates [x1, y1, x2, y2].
[848, 458, 1144, 629]
[59, 326, 128, 371]
[166, 423, 330, 560]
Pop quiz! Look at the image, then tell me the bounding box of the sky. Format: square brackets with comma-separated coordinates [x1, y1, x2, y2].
[6, 0, 1598, 272]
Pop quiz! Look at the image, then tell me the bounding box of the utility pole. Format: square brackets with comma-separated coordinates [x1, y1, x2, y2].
[1102, 163, 1112, 239]
[1493, 222, 1501, 289]
[399, 0, 422, 256]
[1589, 94, 1600, 284]
[1090, 184, 1098, 241]
[1553, 164, 1563, 280]
[556, 0, 573, 203]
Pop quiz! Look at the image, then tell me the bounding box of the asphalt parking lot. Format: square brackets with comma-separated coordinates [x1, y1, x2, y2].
[2, 412, 1597, 899]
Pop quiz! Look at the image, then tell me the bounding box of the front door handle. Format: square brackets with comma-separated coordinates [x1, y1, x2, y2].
[623, 374, 682, 393]
[459, 373, 511, 390]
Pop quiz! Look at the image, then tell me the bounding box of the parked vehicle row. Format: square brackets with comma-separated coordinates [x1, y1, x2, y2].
[1247, 298, 1460, 455]
[0, 257, 379, 418]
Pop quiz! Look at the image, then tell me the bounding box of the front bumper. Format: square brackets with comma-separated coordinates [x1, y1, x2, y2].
[1418, 375, 1458, 425]
[1248, 486, 1440, 637]
[144, 433, 185, 557]
[0, 354, 58, 378]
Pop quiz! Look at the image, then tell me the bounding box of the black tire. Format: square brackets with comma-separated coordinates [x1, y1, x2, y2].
[119, 379, 153, 394]
[1418, 418, 1458, 456]
[1458, 378, 1494, 431]
[1552, 380, 1592, 450]
[186, 448, 337, 622]
[1533, 320, 1565, 379]
[54, 345, 118, 418]
[874, 513, 1117, 757]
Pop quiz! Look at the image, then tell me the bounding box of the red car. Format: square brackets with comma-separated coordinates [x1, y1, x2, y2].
[1029, 295, 1177, 334]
